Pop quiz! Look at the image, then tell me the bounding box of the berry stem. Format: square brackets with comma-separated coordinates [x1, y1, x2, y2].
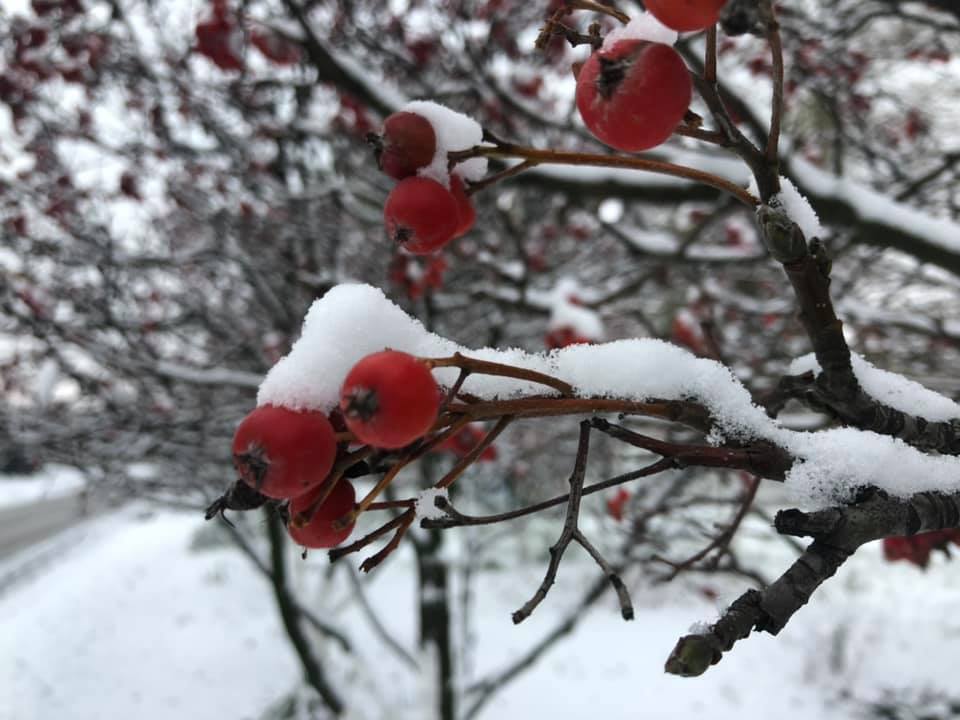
[434, 415, 514, 490]
[565, 0, 630, 24]
[293, 445, 375, 526]
[340, 415, 475, 528]
[358, 509, 416, 573]
[462, 159, 540, 195]
[422, 352, 576, 397]
[704, 26, 718, 84]
[328, 508, 413, 563]
[448, 143, 758, 207]
[443, 396, 714, 433]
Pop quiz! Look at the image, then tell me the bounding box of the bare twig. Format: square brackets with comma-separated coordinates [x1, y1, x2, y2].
[421, 457, 674, 529]
[449, 143, 759, 207]
[423, 352, 575, 397]
[511, 421, 627, 623]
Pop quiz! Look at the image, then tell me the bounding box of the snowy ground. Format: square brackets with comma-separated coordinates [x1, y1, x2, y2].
[0, 465, 86, 509]
[4, 503, 960, 720]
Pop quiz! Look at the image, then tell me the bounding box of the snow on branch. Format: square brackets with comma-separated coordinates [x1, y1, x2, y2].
[257, 283, 960, 510]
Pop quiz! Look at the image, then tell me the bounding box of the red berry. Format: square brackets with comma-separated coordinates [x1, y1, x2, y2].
[287, 479, 356, 548]
[450, 175, 476, 239]
[606, 488, 631, 522]
[384, 177, 460, 255]
[575, 40, 692, 152]
[545, 326, 592, 349]
[432, 424, 498, 462]
[195, 17, 244, 72]
[232, 405, 337, 499]
[250, 30, 301, 65]
[378, 112, 436, 180]
[340, 350, 441, 449]
[644, 0, 727, 32]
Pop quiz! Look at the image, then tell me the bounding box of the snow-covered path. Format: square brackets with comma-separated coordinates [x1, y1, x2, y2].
[0, 508, 299, 720]
[4, 505, 960, 720]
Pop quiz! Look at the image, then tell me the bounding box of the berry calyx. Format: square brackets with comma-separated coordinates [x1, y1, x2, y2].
[644, 0, 727, 33]
[340, 350, 441, 449]
[384, 177, 460, 254]
[575, 39, 692, 152]
[450, 175, 476, 239]
[232, 405, 337, 499]
[376, 111, 437, 180]
[287, 479, 356, 548]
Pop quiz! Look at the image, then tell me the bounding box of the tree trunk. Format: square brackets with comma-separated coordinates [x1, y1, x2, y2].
[416, 527, 456, 720]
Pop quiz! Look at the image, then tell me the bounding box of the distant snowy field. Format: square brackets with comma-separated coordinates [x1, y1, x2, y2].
[4, 504, 960, 720]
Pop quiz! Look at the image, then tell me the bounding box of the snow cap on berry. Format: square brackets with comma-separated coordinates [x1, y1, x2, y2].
[402, 100, 488, 185]
[601, 12, 678, 51]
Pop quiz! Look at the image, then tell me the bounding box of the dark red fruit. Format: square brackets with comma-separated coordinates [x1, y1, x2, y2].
[287, 479, 356, 548]
[232, 405, 337, 499]
[576, 40, 691, 152]
[384, 177, 460, 254]
[378, 112, 436, 180]
[195, 17, 244, 72]
[545, 326, 593, 349]
[883, 529, 960, 569]
[606, 488, 631, 522]
[645, 0, 727, 32]
[450, 175, 476, 238]
[340, 350, 441, 449]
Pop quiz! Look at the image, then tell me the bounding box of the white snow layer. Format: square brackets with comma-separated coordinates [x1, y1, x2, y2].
[403, 100, 488, 185]
[258, 284, 960, 509]
[789, 352, 960, 422]
[414, 487, 450, 521]
[774, 176, 825, 239]
[601, 13, 678, 50]
[545, 277, 605, 339]
[748, 174, 825, 239]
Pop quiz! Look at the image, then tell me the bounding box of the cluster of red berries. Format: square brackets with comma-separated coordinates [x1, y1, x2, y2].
[231, 350, 441, 548]
[575, 1, 727, 152]
[374, 111, 476, 254]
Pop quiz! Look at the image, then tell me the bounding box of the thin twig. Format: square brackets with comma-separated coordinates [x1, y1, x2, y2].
[434, 415, 514, 489]
[423, 352, 575, 396]
[572, 529, 634, 620]
[465, 159, 540, 195]
[421, 458, 674, 529]
[328, 509, 410, 563]
[766, 16, 784, 163]
[221, 517, 353, 653]
[449, 143, 759, 207]
[342, 563, 419, 669]
[705, 26, 718, 83]
[566, 0, 630, 24]
[512, 421, 594, 624]
[359, 508, 416, 572]
[655, 474, 761, 581]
